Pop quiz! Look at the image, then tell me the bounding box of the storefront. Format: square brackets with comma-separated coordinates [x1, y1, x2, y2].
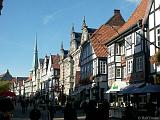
[105, 81, 128, 119]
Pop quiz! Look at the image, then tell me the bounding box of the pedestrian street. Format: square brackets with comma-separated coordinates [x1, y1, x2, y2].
[11, 103, 86, 120]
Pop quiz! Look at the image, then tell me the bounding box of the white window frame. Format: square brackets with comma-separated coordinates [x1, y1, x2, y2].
[125, 35, 132, 49]
[124, 67, 127, 78]
[108, 66, 112, 79]
[157, 28, 160, 47]
[116, 44, 120, 55]
[116, 68, 121, 78]
[110, 45, 114, 56]
[100, 61, 106, 74]
[136, 30, 142, 45]
[120, 44, 125, 55]
[136, 56, 143, 72]
[127, 59, 133, 74]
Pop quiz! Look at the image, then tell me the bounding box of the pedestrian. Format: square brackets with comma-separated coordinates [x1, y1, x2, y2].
[155, 105, 160, 117]
[64, 102, 77, 120]
[29, 105, 41, 120]
[97, 100, 109, 120]
[48, 102, 56, 120]
[85, 100, 98, 120]
[21, 99, 26, 113]
[146, 100, 156, 117]
[125, 103, 134, 120]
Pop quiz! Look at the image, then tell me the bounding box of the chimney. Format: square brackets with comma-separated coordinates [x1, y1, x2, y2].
[114, 9, 120, 15]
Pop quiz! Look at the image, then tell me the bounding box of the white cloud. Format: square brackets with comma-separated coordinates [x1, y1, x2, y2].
[43, 15, 54, 25]
[126, 0, 140, 4]
[42, 10, 62, 25]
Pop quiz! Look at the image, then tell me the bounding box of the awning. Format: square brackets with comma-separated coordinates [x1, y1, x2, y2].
[134, 84, 160, 93]
[71, 86, 86, 96]
[105, 81, 128, 93]
[122, 83, 144, 94]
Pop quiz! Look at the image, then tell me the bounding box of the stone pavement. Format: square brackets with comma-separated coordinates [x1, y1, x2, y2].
[11, 103, 86, 120]
[11, 103, 49, 120]
[11, 103, 120, 120]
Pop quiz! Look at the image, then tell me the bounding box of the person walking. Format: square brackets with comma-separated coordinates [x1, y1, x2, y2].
[85, 100, 98, 120]
[29, 105, 41, 120]
[64, 102, 77, 120]
[21, 99, 26, 113]
[48, 102, 56, 120]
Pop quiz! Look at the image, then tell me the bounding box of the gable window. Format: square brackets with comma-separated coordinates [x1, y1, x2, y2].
[157, 28, 160, 47]
[136, 30, 142, 45]
[127, 59, 133, 74]
[125, 35, 132, 49]
[136, 56, 143, 72]
[116, 68, 121, 78]
[100, 61, 106, 74]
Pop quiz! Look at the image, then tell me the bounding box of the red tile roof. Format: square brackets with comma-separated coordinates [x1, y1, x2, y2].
[91, 10, 125, 57]
[104, 0, 149, 44]
[51, 54, 60, 69]
[91, 25, 121, 57]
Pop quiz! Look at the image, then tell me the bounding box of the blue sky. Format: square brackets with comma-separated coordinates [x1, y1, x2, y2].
[0, 0, 140, 77]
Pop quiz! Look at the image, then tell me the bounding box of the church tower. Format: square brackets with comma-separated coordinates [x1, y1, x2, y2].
[32, 35, 39, 74]
[31, 35, 39, 93]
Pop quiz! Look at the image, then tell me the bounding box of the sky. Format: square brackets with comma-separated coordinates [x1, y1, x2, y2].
[0, 0, 140, 77]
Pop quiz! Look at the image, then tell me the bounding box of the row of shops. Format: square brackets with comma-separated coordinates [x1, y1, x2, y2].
[107, 82, 160, 119]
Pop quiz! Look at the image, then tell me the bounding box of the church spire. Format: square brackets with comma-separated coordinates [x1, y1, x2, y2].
[82, 16, 87, 29]
[61, 41, 64, 50]
[32, 34, 39, 71]
[71, 23, 75, 33]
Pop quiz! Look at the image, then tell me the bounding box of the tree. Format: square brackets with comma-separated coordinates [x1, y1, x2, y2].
[0, 80, 11, 94]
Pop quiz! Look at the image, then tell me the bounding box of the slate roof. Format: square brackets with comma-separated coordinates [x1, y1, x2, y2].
[0, 70, 13, 81]
[17, 77, 28, 81]
[87, 28, 97, 34]
[104, 0, 149, 44]
[51, 54, 60, 69]
[74, 32, 82, 40]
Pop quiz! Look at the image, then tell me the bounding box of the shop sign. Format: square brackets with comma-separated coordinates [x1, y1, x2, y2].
[112, 83, 118, 90]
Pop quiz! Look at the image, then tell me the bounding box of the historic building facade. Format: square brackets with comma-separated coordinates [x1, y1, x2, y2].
[79, 10, 125, 100]
[59, 24, 82, 96]
[148, 0, 160, 84]
[105, 0, 149, 91]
